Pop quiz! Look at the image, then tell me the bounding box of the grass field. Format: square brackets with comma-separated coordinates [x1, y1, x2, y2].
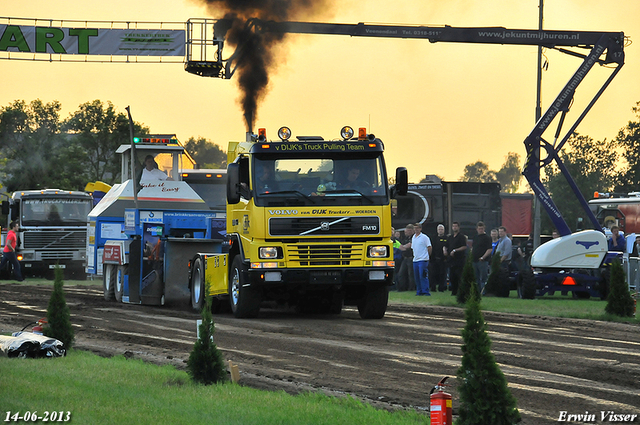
[388, 289, 639, 323]
[0, 350, 426, 425]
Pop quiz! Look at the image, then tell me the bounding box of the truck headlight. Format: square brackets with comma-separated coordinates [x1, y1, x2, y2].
[259, 247, 279, 259]
[368, 246, 388, 258]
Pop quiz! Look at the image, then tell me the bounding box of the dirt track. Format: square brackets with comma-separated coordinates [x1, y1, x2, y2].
[1, 283, 639, 424]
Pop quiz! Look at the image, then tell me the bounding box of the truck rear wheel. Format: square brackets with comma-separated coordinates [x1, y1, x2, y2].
[191, 257, 205, 312]
[103, 265, 116, 301]
[229, 256, 261, 318]
[357, 285, 388, 319]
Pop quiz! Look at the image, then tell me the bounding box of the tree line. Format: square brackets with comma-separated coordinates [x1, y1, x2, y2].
[0, 99, 226, 193]
[459, 101, 640, 233]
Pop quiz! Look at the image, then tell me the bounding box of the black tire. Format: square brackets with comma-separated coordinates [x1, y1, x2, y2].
[229, 256, 261, 318]
[328, 291, 344, 315]
[190, 257, 205, 312]
[115, 265, 127, 302]
[573, 291, 591, 299]
[357, 285, 389, 319]
[518, 269, 537, 300]
[103, 264, 116, 301]
[496, 268, 511, 298]
[599, 269, 610, 300]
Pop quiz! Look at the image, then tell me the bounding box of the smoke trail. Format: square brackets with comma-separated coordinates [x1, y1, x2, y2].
[196, 0, 332, 132]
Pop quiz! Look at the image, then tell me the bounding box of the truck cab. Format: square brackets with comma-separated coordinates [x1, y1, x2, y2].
[219, 126, 407, 318]
[2, 189, 93, 279]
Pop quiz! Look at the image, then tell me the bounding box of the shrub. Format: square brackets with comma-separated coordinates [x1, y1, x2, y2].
[605, 259, 635, 317]
[457, 252, 479, 304]
[482, 252, 502, 296]
[456, 292, 520, 425]
[43, 266, 75, 349]
[187, 283, 228, 385]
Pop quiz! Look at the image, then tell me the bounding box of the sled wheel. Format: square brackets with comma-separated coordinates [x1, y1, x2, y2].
[103, 264, 116, 301]
[115, 265, 127, 302]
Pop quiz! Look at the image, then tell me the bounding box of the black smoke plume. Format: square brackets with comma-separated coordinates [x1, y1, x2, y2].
[197, 0, 332, 132]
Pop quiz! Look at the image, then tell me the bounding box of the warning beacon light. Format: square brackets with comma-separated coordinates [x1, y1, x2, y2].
[340, 126, 354, 140]
[258, 128, 267, 142]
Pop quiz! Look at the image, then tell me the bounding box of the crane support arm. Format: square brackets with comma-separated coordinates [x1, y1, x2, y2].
[521, 32, 624, 235]
[198, 19, 625, 235]
[258, 20, 622, 52]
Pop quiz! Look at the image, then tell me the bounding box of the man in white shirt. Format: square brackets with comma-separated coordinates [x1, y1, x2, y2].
[409, 222, 432, 296]
[141, 155, 167, 181]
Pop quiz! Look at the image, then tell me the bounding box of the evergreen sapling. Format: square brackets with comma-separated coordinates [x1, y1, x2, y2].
[605, 259, 635, 317]
[43, 266, 74, 349]
[456, 292, 520, 425]
[187, 282, 228, 385]
[482, 252, 502, 296]
[457, 251, 480, 304]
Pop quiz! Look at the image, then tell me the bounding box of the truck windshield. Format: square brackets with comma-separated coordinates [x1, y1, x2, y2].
[22, 198, 93, 226]
[253, 155, 388, 206]
[184, 179, 227, 211]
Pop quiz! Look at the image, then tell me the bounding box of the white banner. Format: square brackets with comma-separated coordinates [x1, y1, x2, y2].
[0, 25, 185, 56]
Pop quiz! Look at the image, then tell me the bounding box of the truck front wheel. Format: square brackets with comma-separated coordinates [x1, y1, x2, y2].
[191, 257, 205, 312]
[229, 256, 261, 318]
[357, 284, 389, 319]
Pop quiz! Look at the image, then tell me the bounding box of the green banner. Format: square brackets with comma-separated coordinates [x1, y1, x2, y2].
[0, 25, 185, 56]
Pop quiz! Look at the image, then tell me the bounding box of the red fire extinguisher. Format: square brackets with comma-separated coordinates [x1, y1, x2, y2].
[430, 376, 453, 425]
[32, 318, 47, 335]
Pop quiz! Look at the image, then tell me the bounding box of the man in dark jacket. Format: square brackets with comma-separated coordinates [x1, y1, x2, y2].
[446, 221, 467, 296]
[396, 224, 415, 291]
[430, 224, 449, 292]
[472, 221, 493, 293]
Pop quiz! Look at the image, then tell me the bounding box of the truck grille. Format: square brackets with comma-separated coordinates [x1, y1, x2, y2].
[23, 230, 87, 250]
[41, 251, 76, 260]
[270, 216, 380, 236]
[287, 243, 364, 266]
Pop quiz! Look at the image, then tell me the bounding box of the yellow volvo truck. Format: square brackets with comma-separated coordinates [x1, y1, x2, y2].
[190, 126, 407, 319]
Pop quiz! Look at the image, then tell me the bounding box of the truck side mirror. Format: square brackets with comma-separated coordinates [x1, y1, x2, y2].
[394, 167, 408, 197]
[1, 200, 8, 216]
[227, 163, 241, 204]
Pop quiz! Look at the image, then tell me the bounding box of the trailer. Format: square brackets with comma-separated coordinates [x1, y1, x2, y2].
[89, 136, 227, 306]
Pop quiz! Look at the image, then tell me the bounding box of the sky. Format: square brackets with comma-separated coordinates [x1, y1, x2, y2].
[1, 0, 639, 183]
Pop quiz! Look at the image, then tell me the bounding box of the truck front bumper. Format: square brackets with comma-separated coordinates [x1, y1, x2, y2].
[247, 267, 394, 287]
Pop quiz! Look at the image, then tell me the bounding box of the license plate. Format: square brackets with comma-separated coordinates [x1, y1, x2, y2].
[310, 270, 341, 284]
[49, 265, 66, 269]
